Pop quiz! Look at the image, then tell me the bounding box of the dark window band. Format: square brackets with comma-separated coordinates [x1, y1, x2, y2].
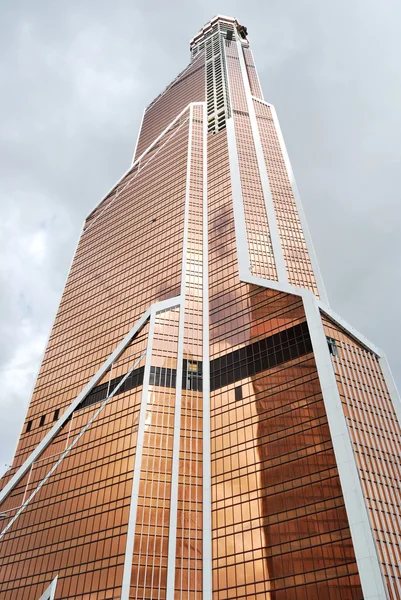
[74, 321, 311, 413]
[210, 321, 311, 390]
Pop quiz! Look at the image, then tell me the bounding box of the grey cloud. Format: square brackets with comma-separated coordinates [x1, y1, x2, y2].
[1, 0, 400, 475]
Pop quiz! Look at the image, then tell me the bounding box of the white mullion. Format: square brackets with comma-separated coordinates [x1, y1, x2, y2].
[212, 48, 218, 133]
[166, 103, 193, 600]
[202, 98, 212, 600]
[186, 114, 201, 594]
[157, 314, 178, 598]
[142, 313, 176, 597]
[64, 412, 74, 451]
[192, 110, 202, 599]
[149, 315, 169, 596]
[234, 35, 287, 283]
[180, 362, 188, 598]
[141, 360, 159, 598]
[131, 106, 146, 165]
[224, 41, 252, 284]
[133, 356, 156, 600]
[191, 384, 196, 599]
[106, 363, 113, 397]
[121, 309, 156, 600]
[21, 463, 34, 507]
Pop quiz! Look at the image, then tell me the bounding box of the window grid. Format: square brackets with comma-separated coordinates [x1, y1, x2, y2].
[0, 331, 149, 599]
[207, 128, 362, 599]
[253, 99, 319, 295]
[323, 315, 401, 600]
[135, 54, 205, 160]
[174, 104, 204, 599]
[225, 40, 277, 282]
[242, 46, 263, 99]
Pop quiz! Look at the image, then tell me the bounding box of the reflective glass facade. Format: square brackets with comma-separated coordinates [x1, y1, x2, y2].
[1, 14, 400, 600]
[322, 315, 401, 600]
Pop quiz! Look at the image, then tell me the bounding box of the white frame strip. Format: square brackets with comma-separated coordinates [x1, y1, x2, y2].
[38, 576, 58, 600]
[131, 106, 146, 165]
[261, 97, 329, 304]
[86, 103, 195, 223]
[120, 308, 157, 600]
[202, 101, 212, 600]
[226, 117, 252, 278]
[239, 260, 389, 598]
[165, 102, 194, 600]
[0, 350, 147, 541]
[319, 303, 381, 355]
[235, 36, 287, 282]
[0, 296, 181, 508]
[302, 291, 388, 600]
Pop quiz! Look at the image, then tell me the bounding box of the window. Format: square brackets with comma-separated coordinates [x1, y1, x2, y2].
[25, 420, 33, 433]
[234, 386, 243, 401]
[53, 409, 60, 422]
[327, 337, 339, 357]
[39, 414, 46, 427]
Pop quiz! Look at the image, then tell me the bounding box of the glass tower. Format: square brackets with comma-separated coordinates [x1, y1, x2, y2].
[1, 15, 401, 600]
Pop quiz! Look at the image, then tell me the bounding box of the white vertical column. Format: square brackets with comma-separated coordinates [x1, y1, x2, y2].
[0, 305, 152, 509]
[202, 101, 212, 600]
[303, 291, 388, 600]
[235, 36, 288, 283]
[225, 117, 252, 279]
[121, 310, 157, 600]
[223, 38, 251, 280]
[132, 107, 146, 165]
[166, 104, 193, 600]
[249, 47, 264, 100]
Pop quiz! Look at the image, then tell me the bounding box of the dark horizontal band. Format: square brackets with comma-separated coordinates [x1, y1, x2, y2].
[75, 321, 312, 412]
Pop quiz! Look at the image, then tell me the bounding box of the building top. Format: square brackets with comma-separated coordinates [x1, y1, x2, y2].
[189, 14, 248, 50]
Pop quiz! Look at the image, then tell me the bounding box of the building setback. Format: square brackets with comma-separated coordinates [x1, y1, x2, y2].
[1, 14, 401, 600]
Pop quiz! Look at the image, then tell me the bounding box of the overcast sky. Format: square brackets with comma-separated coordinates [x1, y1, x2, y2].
[1, 0, 400, 476]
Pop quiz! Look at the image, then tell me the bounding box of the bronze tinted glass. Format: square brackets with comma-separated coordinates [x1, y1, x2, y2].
[2, 15, 399, 600]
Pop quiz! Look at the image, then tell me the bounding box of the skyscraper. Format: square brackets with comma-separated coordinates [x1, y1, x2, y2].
[1, 12, 401, 599]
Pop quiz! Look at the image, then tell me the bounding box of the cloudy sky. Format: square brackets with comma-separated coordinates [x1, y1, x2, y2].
[1, 0, 400, 475]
